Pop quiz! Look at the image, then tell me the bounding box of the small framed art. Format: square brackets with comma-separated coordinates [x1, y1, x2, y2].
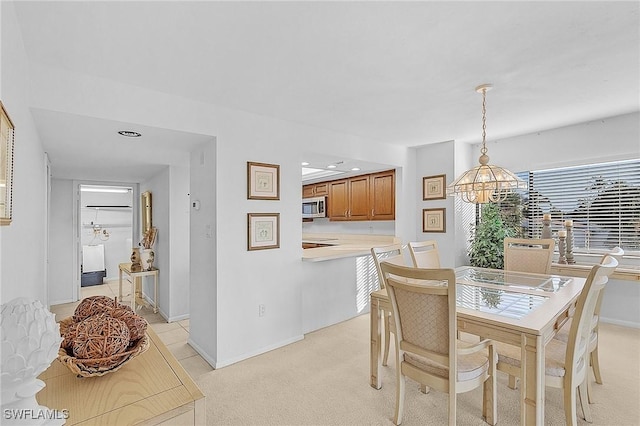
[248, 213, 280, 250]
[422, 174, 446, 200]
[422, 208, 446, 233]
[247, 162, 280, 200]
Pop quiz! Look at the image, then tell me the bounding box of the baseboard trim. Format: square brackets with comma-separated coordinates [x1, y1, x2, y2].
[600, 316, 640, 329]
[188, 334, 305, 369]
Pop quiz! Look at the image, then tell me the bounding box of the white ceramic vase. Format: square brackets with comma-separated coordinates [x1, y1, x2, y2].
[140, 249, 155, 271]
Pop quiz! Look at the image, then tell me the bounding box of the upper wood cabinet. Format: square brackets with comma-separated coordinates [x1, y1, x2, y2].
[302, 182, 329, 198]
[369, 170, 395, 220]
[324, 169, 395, 221]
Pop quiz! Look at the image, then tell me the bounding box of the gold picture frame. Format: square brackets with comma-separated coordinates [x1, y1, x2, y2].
[422, 174, 446, 200]
[247, 162, 280, 200]
[0, 101, 15, 226]
[423, 208, 446, 233]
[248, 213, 280, 251]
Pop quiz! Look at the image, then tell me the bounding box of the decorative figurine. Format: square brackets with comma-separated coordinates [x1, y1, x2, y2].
[1, 298, 65, 425]
[565, 220, 575, 264]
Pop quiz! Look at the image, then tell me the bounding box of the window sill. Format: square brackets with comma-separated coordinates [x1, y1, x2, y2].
[551, 263, 640, 282]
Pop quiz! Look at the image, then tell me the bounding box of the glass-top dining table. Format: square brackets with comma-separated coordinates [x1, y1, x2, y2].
[369, 266, 586, 426]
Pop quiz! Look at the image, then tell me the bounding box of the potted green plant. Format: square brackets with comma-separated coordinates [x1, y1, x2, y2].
[468, 196, 523, 308]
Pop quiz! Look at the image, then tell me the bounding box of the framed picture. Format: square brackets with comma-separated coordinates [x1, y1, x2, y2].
[422, 174, 446, 200]
[247, 162, 280, 200]
[423, 208, 446, 233]
[0, 101, 15, 226]
[248, 213, 280, 250]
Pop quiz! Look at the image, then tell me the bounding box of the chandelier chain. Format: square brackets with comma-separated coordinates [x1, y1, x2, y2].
[480, 87, 487, 155]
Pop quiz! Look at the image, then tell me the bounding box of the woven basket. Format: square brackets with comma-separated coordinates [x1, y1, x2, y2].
[57, 316, 149, 377]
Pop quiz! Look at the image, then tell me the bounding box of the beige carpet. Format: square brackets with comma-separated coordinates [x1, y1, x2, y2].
[196, 314, 640, 425]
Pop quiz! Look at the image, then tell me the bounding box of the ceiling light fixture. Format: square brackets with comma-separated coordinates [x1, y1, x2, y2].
[301, 162, 310, 166]
[446, 84, 527, 203]
[118, 130, 142, 138]
[327, 164, 337, 169]
[351, 167, 360, 171]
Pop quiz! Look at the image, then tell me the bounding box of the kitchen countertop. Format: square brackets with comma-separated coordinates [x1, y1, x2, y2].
[302, 233, 400, 262]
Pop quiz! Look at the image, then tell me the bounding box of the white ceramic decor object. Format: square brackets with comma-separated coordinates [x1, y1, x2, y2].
[1, 298, 65, 425]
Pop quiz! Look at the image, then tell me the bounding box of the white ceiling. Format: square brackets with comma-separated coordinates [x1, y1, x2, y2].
[10, 1, 640, 182]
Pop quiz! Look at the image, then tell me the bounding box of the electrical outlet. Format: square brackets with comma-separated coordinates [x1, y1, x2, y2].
[258, 304, 265, 317]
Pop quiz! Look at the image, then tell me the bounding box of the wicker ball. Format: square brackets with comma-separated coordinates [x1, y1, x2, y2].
[72, 313, 130, 362]
[73, 296, 118, 322]
[110, 307, 148, 341]
[61, 321, 79, 350]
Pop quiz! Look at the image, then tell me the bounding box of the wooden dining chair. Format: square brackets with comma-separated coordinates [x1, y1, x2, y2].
[496, 255, 618, 426]
[408, 240, 441, 268]
[380, 262, 497, 426]
[502, 237, 557, 388]
[554, 247, 624, 402]
[371, 244, 406, 367]
[503, 237, 555, 274]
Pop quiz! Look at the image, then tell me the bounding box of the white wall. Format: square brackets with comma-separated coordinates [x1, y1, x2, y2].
[140, 165, 191, 322]
[48, 179, 74, 304]
[168, 165, 191, 320]
[413, 141, 457, 267]
[0, 2, 48, 304]
[189, 140, 217, 365]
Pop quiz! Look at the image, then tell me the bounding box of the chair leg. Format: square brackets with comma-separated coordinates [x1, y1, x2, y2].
[394, 373, 405, 425]
[419, 384, 430, 394]
[578, 381, 592, 422]
[587, 375, 594, 404]
[591, 346, 603, 384]
[564, 382, 578, 426]
[383, 313, 391, 366]
[483, 347, 497, 426]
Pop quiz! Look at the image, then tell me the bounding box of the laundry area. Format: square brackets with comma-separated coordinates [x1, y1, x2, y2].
[80, 185, 134, 286]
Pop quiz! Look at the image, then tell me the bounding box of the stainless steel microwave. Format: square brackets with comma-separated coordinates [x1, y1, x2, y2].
[302, 196, 326, 218]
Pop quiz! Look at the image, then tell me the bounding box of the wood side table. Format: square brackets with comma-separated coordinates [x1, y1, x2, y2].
[38, 327, 205, 425]
[118, 262, 158, 313]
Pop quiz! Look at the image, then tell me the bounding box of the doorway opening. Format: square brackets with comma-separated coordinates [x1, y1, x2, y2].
[78, 184, 135, 294]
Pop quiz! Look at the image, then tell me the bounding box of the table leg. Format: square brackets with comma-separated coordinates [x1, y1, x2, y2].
[153, 273, 158, 313]
[118, 269, 123, 303]
[370, 296, 382, 389]
[132, 276, 138, 311]
[521, 333, 545, 425]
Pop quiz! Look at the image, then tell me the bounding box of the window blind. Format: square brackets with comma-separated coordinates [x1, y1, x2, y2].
[521, 159, 640, 255]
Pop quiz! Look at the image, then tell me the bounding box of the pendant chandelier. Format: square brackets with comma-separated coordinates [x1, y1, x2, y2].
[446, 84, 527, 203]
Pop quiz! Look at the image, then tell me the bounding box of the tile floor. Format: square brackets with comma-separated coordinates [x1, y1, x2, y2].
[49, 280, 214, 380]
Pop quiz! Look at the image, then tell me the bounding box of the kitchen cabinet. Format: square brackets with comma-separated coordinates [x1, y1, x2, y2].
[308, 169, 395, 222]
[328, 175, 370, 221]
[303, 182, 329, 198]
[369, 170, 395, 220]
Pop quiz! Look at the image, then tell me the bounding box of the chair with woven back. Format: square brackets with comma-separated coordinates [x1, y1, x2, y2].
[380, 262, 497, 426]
[503, 237, 556, 274]
[502, 237, 556, 389]
[371, 244, 407, 367]
[496, 255, 618, 426]
[408, 240, 441, 268]
[554, 246, 624, 402]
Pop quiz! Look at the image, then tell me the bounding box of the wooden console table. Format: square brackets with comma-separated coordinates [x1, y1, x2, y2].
[118, 262, 159, 313]
[37, 327, 205, 425]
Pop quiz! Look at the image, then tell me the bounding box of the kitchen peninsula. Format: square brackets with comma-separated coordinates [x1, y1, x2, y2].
[302, 233, 399, 261]
[300, 233, 399, 333]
